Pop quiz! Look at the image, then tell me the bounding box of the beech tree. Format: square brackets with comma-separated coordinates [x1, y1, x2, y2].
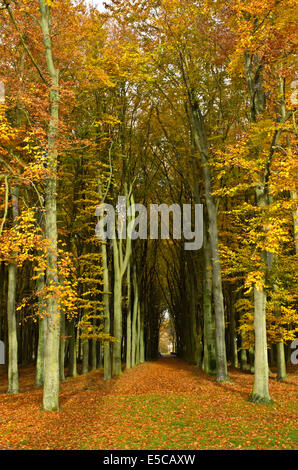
[0, 0, 296, 412]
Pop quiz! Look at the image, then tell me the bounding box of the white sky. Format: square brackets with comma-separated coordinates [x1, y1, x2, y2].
[86, 0, 107, 11]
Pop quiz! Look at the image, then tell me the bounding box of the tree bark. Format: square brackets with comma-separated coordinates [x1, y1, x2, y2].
[126, 261, 132, 369]
[202, 231, 216, 375]
[6, 188, 20, 394]
[82, 338, 89, 374]
[244, 52, 271, 403]
[250, 285, 271, 402]
[35, 273, 46, 386]
[131, 263, 139, 368]
[188, 99, 228, 382]
[102, 239, 111, 380]
[59, 313, 65, 381]
[276, 341, 287, 381]
[39, 0, 60, 411]
[68, 319, 77, 377]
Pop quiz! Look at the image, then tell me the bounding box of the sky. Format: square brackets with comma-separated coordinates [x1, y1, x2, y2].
[86, 0, 107, 11]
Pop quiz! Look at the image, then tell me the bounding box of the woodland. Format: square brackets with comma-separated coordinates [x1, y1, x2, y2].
[0, 0, 297, 451]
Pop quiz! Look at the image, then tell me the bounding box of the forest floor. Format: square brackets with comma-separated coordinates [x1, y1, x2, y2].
[0, 357, 297, 450]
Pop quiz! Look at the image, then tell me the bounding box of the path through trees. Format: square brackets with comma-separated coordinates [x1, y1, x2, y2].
[0, 357, 297, 450]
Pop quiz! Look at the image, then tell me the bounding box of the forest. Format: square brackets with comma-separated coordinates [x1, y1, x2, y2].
[0, 0, 297, 452]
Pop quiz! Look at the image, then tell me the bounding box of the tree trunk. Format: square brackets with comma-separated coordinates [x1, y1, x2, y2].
[240, 332, 249, 371]
[7, 263, 19, 393]
[230, 299, 239, 369]
[202, 228, 217, 375]
[112, 271, 122, 376]
[250, 285, 271, 403]
[244, 53, 271, 403]
[35, 273, 46, 386]
[126, 261, 132, 369]
[131, 263, 139, 367]
[240, 348, 248, 371]
[189, 102, 228, 382]
[39, 0, 60, 411]
[82, 338, 89, 374]
[249, 347, 255, 373]
[102, 240, 111, 380]
[7, 186, 20, 394]
[59, 313, 65, 381]
[139, 305, 145, 364]
[68, 319, 77, 377]
[111, 187, 133, 376]
[97, 342, 103, 369]
[276, 341, 287, 381]
[91, 336, 97, 371]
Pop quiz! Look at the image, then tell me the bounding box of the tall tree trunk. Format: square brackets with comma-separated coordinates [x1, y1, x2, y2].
[274, 73, 288, 383]
[35, 273, 46, 386]
[240, 332, 249, 371]
[186, 254, 200, 365]
[112, 266, 122, 376]
[111, 187, 133, 376]
[230, 297, 239, 369]
[139, 304, 145, 364]
[180, 55, 228, 379]
[187, 95, 228, 382]
[39, 0, 60, 411]
[68, 319, 77, 377]
[82, 338, 89, 374]
[131, 263, 139, 367]
[136, 302, 140, 365]
[7, 187, 19, 394]
[97, 342, 103, 369]
[244, 53, 271, 403]
[202, 230, 216, 375]
[126, 261, 132, 369]
[102, 240, 111, 380]
[59, 313, 65, 381]
[91, 335, 97, 371]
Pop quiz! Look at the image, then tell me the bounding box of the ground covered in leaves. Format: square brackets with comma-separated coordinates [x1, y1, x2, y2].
[0, 357, 297, 450]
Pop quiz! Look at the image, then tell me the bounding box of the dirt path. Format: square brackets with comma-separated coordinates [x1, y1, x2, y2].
[110, 357, 202, 395]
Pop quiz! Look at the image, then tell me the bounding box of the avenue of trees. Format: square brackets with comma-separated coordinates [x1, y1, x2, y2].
[0, 0, 297, 410]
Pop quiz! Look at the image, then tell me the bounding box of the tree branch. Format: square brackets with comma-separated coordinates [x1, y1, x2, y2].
[2, 0, 49, 86]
